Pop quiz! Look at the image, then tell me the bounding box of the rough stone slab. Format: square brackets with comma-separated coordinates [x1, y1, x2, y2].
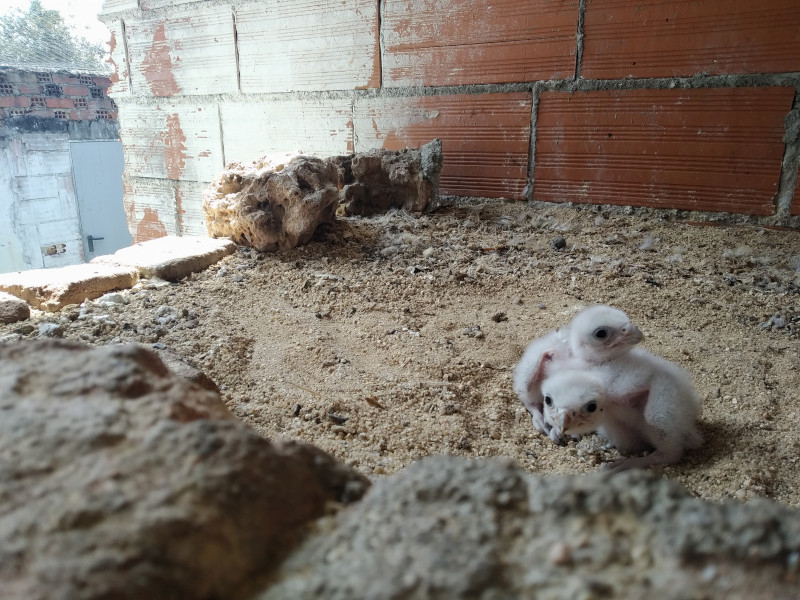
[259, 456, 800, 599]
[0, 291, 30, 324]
[92, 235, 236, 281]
[0, 263, 139, 312]
[0, 340, 369, 600]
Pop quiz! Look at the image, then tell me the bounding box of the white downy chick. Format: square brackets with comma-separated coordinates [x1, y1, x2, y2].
[513, 305, 643, 435]
[541, 350, 703, 472]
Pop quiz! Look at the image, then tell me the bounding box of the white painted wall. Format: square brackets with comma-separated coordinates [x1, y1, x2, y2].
[0, 133, 84, 274]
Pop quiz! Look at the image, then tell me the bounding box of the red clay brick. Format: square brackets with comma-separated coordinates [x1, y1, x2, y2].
[123, 178, 179, 243]
[120, 104, 223, 182]
[106, 20, 131, 96]
[219, 98, 354, 163]
[51, 74, 77, 85]
[61, 85, 89, 97]
[0, 96, 30, 108]
[354, 93, 531, 199]
[534, 87, 794, 215]
[582, 0, 800, 79]
[16, 84, 42, 95]
[46, 98, 75, 109]
[383, 0, 577, 87]
[126, 7, 237, 97]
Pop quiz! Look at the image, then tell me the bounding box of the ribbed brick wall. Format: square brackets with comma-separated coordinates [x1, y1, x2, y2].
[0, 69, 117, 123]
[99, 0, 800, 241]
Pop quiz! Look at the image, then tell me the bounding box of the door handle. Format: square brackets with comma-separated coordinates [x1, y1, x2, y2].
[87, 235, 105, 252]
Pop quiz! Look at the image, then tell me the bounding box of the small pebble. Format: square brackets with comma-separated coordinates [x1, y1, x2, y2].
[37, 323, 64, 338]
[328, 412, 349, 425]
[550, 236, 567, 250]
[547, 542, 572, 566]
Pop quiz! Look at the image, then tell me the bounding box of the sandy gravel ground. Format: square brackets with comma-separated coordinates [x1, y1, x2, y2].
[4, 200, 799, 506]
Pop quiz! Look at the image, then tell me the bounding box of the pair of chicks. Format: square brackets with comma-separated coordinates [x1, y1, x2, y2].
[513, 305, 702, 472]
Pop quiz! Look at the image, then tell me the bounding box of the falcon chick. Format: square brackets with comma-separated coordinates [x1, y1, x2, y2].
[513, 305, 643, 435]
[541, 348, 703, 472]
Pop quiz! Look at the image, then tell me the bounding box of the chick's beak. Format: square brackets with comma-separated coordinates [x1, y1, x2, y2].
[620, 323, 644, 346]
[558, 410, 572, 433]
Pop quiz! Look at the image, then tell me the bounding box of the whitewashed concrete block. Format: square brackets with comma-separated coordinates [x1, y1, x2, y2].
[236, 0, 379, 93]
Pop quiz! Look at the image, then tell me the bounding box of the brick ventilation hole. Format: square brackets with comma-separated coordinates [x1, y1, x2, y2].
[0, 73, 7, 83]
[95, 109, 110, 120]
[30, 97, 46, 108]
[90, 87, 103, 99]
[74, 97, 87, 109]
[54, 110, 68, 119]
[36, 72, 52, 83]
[110, 99, 118, 110]
[44, 84, 62, 97]
[79, 74, 93, 85]
[0, 83, 13, 95]
[8, 108, 30, 116]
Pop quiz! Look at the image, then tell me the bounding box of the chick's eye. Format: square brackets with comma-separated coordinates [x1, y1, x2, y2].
[593, 327, 609, 340]
[585, 402, 597, 413]
[544, 395, 553, 407]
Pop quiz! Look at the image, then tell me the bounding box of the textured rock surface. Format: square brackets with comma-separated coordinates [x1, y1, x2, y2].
[92, 235, 237, 281]
[260, 456, 800, 600]
[203, 140, 443, 250]
[0, 263, 139, 311]
[0, 340, 369, 600]
[203, 155, 341, 251]
[0, 290, 30, 324]
[338, 138, 443, 216]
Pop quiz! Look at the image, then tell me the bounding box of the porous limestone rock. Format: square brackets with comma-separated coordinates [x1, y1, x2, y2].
[259, 456, 800, 600]
[0, 291, 30, 324]
[0, 340, 369, 600]
[336, 138, 443, 217]
[203, 155, 341, 251]
[202, 139, 443, 250]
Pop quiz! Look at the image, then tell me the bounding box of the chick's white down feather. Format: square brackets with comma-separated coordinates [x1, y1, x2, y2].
[513, 305, 643, 434]
[541, 348, 703, 472]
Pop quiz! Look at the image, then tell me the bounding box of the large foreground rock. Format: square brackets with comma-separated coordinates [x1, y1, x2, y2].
[260, 456, 800, 600]
[0, 340, 369, 600]
[203, 139, 443, 251]
[0, 263, 139, 311]
[92, 235, 236, 281]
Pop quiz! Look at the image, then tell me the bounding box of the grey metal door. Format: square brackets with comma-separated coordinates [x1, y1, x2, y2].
[70, 140, 132, 259]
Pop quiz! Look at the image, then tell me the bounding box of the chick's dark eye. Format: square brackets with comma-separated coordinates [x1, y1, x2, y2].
[544, 395, 553, 407]
[593, 327, 609, 340]
[585, 402, 597, 413]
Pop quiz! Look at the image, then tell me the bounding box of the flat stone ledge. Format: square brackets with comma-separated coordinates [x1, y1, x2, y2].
[92, 236, 237, 281]
[0, 263, 140, 312]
